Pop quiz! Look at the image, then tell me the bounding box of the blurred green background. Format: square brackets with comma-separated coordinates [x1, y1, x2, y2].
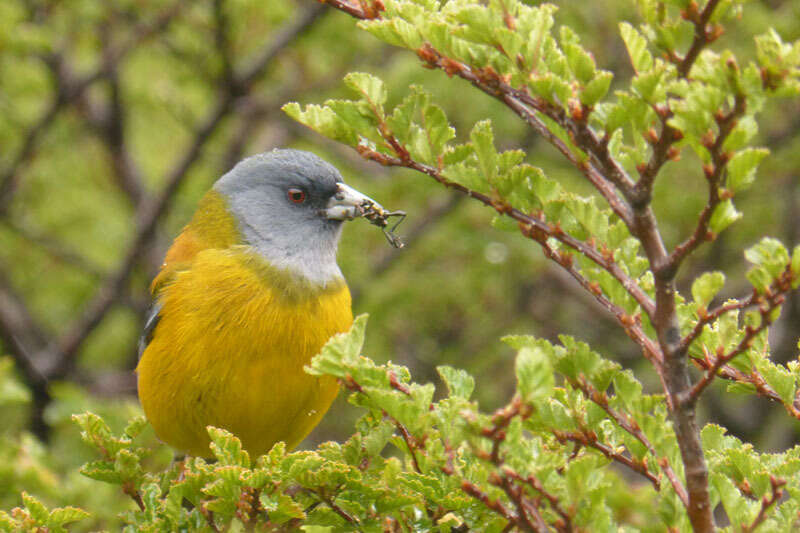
[1, 0, 799, 528]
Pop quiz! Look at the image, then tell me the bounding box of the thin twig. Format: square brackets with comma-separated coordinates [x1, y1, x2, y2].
[573, 376, 689, 507]
[665, 94, 746, 272]
[680, 291, 759, 353]
[553, 428, 662, 488]
[459, 480, 525, 531]
[741, 476, 786, 533]
[356, 146, 657, 328]
[688, 270, 790, 403]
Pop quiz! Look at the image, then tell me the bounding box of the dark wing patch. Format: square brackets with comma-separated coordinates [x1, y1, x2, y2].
[138, 301, 163, 360]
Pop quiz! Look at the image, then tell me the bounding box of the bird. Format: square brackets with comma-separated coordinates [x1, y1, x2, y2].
[136, 149, 387, 458]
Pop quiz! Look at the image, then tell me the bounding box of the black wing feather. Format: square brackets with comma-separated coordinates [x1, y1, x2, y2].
[138, 301, 163, 360]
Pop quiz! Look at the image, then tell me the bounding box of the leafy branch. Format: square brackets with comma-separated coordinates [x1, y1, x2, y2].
[290, 1, 800, 530]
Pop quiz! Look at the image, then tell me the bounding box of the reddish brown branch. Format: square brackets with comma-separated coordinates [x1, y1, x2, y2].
[199, 505, 221, 532]
[666, 94, 746, 272]
[676, 0, 724, 79]
[490, 472, 548, 532]
[362, 146, 659, 344]
[414, 44, 636, 227]
[503, 468, 572, 532]
[681, 291, 759, 353]
[319, 2, 733, 529]
[459, 480, 526, 531]
[688, 269, 791, 403]
[552, 429, 662, 489]
[122, 482, 146, 512]
[318, 1, 636, 228]
[635, 0, 724, 201]
[742, 475, 786, 533]
[573, 376, 688, 507]
[536, 238, 662, 366]
[478, 399, 565, 532]
[319, 0, 383, 20]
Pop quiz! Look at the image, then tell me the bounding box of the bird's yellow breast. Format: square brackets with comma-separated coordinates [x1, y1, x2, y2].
[136, 246, 352, 457]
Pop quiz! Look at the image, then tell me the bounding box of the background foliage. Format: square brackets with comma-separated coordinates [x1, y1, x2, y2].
[1, 0, 800, 530]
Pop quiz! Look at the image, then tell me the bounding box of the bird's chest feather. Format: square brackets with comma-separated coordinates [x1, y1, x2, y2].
[137, 247, 352, 456]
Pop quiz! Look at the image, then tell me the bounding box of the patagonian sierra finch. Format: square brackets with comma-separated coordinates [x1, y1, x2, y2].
[136, 149, 399, 457]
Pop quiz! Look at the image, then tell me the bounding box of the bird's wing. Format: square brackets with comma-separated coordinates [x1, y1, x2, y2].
[138, 301, 163, 360]
[141, 190, 241, 358]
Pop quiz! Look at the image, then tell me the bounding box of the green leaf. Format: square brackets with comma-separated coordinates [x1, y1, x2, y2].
[745, 238, 790, 284]
[47, 507, 91, 527]
[327, 99, 381, 136]
[581, 71, 613, 106]
[437, 366, 475, 399]
[727, 148, 769, 193]
[123, 416, 147, 439]
[469, 120, 498, 184]
[757, 360, 795, 405]
[307, 314, 369, 379]
[208, 426, 250, 467]
[564, 43, 596, 84]
[422, 103, 455, 157]
[283, 103, 358, 146]
[613, 371, 643, 411]
[515, 346, 554, 403]
[708, 199, 741, 234]
[619, 23, 653, 73]
[691, 271, 725, 308]
[529, 73, 573, 106]
[22, 492, 49, 523]
[344, 72, 387, 111]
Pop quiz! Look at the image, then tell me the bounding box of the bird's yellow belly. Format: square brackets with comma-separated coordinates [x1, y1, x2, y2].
[136, 249, 352, 457]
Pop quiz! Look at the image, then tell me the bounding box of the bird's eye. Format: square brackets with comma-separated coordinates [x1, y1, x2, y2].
[287, 188, 306, 204]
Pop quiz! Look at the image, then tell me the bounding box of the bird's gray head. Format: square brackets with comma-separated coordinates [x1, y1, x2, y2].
[215, 149, 379, 286]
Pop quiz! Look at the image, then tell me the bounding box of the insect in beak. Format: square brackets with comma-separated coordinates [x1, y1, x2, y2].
[359, 202, 406, 249]
[323, 183, 406, 248]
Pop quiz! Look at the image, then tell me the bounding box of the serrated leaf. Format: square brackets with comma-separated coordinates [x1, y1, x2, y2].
[437, 366, 475, 399]
[709, 199, 741, 234]
[728, 148, 769, 193]
[22, 492, 48, 523]
[745, 238, 790, 285]
[283, 103, 358, 146]
[691, 271, 725, 308]
[515, 346, 554, 402]
[123, 416, 147, 439]
[47, 507, 91, 526]
[758, 360, 795, 405]
[564, 43, 596, 84]
[307, 315, 369, 378]
[422, 103, 455, 156]
[581, 71, 613, 106]
[613, 371, 642, 411]
[208, 426, 250, 467]
[469, 120, 498, 184]
[80, 460, 122, 483]
[344, 72, 387, 110]
[619, 23, 653, 73]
